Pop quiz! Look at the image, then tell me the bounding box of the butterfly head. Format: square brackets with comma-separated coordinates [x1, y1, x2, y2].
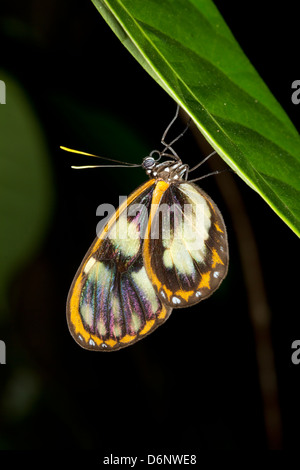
[142, 153, 188, 183]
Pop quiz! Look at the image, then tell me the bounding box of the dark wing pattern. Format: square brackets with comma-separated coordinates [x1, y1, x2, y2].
[67, 179, 172, 351]
[143, 181, 228, 308]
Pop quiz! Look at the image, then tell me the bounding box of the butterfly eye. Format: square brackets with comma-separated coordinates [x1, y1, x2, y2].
[142, 156, 156, 170]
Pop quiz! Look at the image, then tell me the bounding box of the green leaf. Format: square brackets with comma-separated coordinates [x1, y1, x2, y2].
[91, 0, 300, 237]
[0, 71, 53, 311]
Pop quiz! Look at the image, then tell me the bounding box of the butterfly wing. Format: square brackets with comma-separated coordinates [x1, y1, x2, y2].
[143, 181, 228, 308]
[67, 179, 172, 351]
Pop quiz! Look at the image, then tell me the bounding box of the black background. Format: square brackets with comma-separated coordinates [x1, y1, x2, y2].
[0, 0, 299, 454]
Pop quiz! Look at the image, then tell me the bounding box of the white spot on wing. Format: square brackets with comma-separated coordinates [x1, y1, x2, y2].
[109, 214, 140, 257]
[80, 303, 94, 328]
[179, 183, 212, 235]
[163, 236, 196, 275]
[213, 271, 220, 278]
[163, 249, 173, 269]
[159, 183, 212, 266]
[172, 296, 181, 305]
[89, 338, 95, 346]
[84, 256, 97, 274]
[132, 267, 159, 313]
[97, 318, 107, 337]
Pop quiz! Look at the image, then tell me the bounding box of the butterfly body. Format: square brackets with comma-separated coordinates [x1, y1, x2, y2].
[67, 155, 228, 351]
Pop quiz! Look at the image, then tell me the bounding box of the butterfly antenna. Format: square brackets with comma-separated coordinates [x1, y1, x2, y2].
[60, 146, 141, 168]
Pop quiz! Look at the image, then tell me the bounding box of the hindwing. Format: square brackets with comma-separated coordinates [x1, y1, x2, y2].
[143, 181, 228, 308]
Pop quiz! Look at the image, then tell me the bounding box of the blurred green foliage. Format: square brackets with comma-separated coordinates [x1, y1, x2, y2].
[0, 70, 53, 314]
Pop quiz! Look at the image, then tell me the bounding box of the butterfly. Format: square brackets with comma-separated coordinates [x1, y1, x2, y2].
[64, 106, 229, 351]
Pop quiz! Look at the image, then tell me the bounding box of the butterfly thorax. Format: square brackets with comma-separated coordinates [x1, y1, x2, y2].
[142, 156, 188, 183]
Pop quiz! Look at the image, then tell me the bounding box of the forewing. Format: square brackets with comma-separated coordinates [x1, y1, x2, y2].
[67, 179, 172, 351]
[143, 182, 228, 308]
